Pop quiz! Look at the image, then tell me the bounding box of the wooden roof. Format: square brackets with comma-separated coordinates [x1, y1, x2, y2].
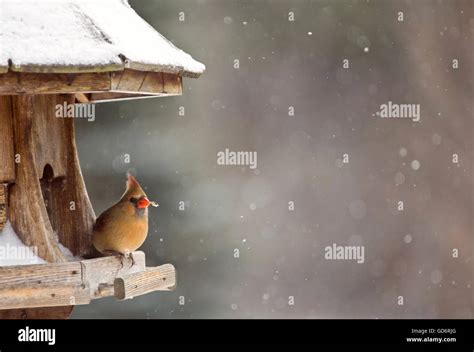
[0, 0, 205, 78]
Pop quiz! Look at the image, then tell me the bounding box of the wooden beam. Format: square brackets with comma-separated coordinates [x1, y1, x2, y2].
[114, 264, 176, 300]
[111, 69, 146, 91]
[0, 252, 175, 310]
[163, 73, 182, 95]
[0, 70, 183, 99]
[81, 252, 145, 299]
[0, 261, 82, 287]
[140, 71, 164, 93]
[0, 306, 73, 319]
[0, 72, 111, 95]
[109, 70, 181, 95]
[0, 283, 91, 310]
[75, 93, 90, 104]
[10, 63, 123, 74]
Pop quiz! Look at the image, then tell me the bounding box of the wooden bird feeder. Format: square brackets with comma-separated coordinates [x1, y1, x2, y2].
[0, 0, 204, 318]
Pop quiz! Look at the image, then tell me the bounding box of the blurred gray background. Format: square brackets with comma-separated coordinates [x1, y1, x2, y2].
[72, 0, 473, 318]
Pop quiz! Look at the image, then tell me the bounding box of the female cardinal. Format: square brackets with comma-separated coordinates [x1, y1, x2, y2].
[92, 174, 156, 262]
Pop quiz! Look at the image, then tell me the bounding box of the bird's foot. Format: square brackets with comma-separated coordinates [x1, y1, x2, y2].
[101, 250, 135, 268]
[123, 251, 136, 266]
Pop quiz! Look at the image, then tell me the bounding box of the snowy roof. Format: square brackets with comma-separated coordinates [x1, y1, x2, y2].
[0, 0, 205, 78]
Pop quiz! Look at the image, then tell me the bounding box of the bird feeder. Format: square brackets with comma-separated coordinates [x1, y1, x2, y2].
[0, 0, 204, 318]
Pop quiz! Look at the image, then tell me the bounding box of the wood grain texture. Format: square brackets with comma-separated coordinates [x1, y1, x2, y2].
[30, 95, 68, 178]
[10, 63, 123, 74]
[0, 261, 82, 286]
[110, 70, 181, 95]
[0, 252, 175, 310]
[0, 72, 111, 95]
[163, 73, 182, 95]
[74, 93, 90, 103]
[47, 95, 96, 258]
[81, 251, 145, 299]
[112, 69, 146, 92]
[0, 96, 15, 183]
[114, 264, 176, 300]
[8, 95, 68, 263]
[140, 71, 164, 93]
[0, 70, 182, 100]
[0, 185, 6, 231]
[0, 283, 91, 310]
[0, 306, 73, 319]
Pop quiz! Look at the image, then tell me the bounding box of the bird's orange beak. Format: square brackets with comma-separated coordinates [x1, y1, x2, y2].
[137, 197, 150, 209]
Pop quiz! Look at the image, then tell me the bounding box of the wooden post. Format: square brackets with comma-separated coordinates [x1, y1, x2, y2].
[0, 185, 6, 231]
[0, 96, 15, 231]
[0, 96, 15, 184]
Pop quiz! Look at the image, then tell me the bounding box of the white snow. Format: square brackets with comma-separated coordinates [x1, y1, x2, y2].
[0, 221, 82, 266]
[0, 221, 47, 266]
[0, 0, 205, 77]
[54, 233, 82, 262]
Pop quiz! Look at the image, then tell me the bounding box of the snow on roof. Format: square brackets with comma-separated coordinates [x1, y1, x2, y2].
[0, 0, 205, 77]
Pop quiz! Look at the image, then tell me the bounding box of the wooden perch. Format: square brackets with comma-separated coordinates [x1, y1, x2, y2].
[0, 251, 176, 310]
[114, 264, 176, 300]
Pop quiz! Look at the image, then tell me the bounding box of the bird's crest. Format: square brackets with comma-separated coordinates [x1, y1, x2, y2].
[120, 173, 147, 201]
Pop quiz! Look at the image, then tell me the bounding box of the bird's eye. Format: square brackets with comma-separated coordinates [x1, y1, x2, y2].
[130, 197, 138, 204]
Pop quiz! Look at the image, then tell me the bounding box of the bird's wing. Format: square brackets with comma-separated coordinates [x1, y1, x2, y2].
[93, 206, 116, 233]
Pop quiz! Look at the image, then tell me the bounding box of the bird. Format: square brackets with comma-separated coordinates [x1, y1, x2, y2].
[92, 174, 158, 265]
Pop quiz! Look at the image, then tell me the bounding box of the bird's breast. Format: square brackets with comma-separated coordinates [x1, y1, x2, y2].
[92, 204, 149, 254]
